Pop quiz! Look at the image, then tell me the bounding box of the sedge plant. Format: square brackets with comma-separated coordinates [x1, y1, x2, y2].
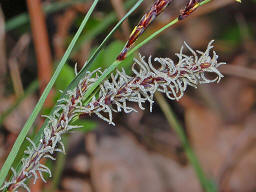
[0, 0, 241, 191]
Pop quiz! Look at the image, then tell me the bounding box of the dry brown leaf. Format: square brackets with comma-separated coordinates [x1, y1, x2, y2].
[185, 102, 256, 191]
[91, 135, 165, 192]
[126, 109, 184, 163]
[70, 154, 90, 174]
[91, 134, 201, 192]
[62, 177, 92, 192]
[0, 95, 36, 133]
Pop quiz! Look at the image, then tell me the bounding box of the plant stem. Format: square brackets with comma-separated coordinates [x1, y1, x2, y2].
[0, 0, 99, 187]
[48, 136, 68, 192]
[0, 1, 144, 190]
[27, 0, 53, 107]
[79, 0, 212, 110]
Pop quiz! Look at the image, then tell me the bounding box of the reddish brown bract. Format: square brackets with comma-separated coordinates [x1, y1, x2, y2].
[178, 0, 200, 20]
[117, 0, 172, 61]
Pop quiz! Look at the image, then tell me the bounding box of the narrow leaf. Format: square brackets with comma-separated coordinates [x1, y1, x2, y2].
[0, 0, 100, 187]
[8, 0, 144, 185]
[34, 0, 144, 144]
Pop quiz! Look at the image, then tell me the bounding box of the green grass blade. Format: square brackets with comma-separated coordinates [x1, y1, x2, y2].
[7, 0, 143, 184]
[69, 0, 144, 87]
[0, 0, 99, 187]
[71, 0, 138, 55]
[79, 0, 211, 104]
[155, 92, 216, 192]
[33, 0, 144, 144]
[79, 1, 213, 189]
[5, 0, 87, 31]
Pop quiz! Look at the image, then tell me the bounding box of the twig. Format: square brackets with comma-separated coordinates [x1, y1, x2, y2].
[26, 0, 53, 107]
[54, 9, 78, 59]
[8, 34, 31, 98]
[0, 0, 100, 188]
[110, 0, 130, 38]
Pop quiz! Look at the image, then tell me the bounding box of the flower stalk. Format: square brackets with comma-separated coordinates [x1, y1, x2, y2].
[79, 40, 225, 125]
[1, 40, 225, 191]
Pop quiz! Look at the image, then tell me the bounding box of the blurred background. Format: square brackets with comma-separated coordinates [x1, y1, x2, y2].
[0, 0, 256, 191]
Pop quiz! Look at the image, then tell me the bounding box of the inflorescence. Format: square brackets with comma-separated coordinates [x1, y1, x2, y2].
[1, 41, 225, 191]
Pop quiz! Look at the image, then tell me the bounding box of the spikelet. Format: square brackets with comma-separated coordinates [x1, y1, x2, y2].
[1, 41, 225, 192]
[77, 40, 225, 125]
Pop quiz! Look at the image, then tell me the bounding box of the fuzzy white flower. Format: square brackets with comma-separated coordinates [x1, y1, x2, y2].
[2, 41, 225, 192]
